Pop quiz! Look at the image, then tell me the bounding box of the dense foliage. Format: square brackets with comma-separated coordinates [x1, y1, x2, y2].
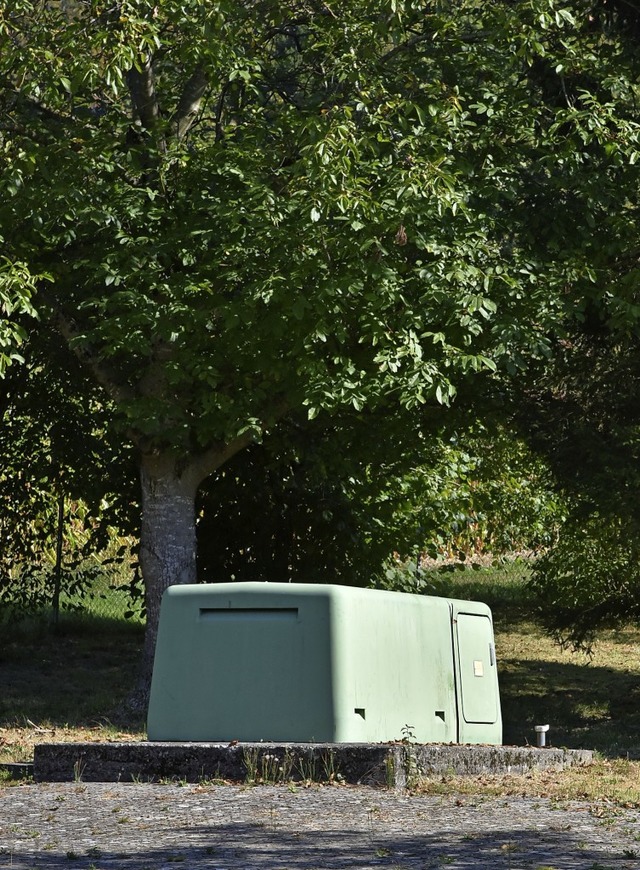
[197, 409, 563, 586]
[1, 0, 569, 438]
[524, 330, 640, 647]
[516, 0, 640, 645]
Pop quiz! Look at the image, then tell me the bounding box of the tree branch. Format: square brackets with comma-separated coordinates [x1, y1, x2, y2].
[214, 79, 231, 143]
[127, 58, 165, 149]
[184, 399, 291, 487]
[379, 26, 492, 64]
[46, 298, 135, 409]
[185, 430, 256, 487]
[173, 66, 209, 142]
[0, 80, 74, 131]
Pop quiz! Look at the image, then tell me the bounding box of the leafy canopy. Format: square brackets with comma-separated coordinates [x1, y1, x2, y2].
[0, 0, 604, 462]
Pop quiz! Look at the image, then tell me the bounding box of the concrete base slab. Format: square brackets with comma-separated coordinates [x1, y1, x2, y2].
[0, 761, 34, 780]
[33, 742, 593, 787]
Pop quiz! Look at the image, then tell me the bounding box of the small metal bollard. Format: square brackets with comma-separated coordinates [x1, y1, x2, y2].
[534, 724, 550, 747]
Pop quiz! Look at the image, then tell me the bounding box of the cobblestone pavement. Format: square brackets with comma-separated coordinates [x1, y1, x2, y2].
[1, 781, 640, 869]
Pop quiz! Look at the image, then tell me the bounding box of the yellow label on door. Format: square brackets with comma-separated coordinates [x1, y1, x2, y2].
[473, 660, 484, 677]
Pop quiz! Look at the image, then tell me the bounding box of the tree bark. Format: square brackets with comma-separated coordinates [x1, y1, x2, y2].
[128, 452, 200, 714]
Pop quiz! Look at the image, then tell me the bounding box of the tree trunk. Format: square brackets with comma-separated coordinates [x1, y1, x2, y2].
[128, 452, 200, 714]
[122, 432, 256, 718]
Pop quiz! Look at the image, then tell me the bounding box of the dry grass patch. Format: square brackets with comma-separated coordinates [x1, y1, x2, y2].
[434, 564, 640, 755]
[0, 721, 144, 765]
[413, 759, 640, 807]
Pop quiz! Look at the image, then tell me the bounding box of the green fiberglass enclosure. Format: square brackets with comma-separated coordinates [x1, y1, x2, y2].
[147, 583, 502, 745]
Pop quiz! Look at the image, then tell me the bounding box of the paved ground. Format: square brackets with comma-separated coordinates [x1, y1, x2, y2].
[1, 781, 639, 869]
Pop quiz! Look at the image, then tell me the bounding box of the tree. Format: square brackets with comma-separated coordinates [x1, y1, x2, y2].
[500, 0, 640, 648]
[521, 323, 640, 648]
[3, 0, 636, 698]
[0, 323, 138, 618]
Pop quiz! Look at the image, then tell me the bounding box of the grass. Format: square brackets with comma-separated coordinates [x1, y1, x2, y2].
[498, 620, 640, 752]
[0, 608, 145, 763]
[412, 758, 640, 808]
[3, 563, 640, 805]
[405, 560, 640, 806]
[57, 568, 144, 624]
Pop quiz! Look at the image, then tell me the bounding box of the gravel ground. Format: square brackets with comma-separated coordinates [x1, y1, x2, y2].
[1, 781, 640, 869]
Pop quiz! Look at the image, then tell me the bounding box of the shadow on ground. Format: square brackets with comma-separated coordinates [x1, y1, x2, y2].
[0, 614, 143, 727]
[500, 654, 640, 754]
[1, 818, 636, 869]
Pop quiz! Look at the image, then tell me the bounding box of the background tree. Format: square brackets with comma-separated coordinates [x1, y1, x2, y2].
[521, 326, 640, 648]
[0, 324, 138, 618]
[197, 404, 562, 589]
[502, 0, 640, 649]
[196, 410, 408, 588]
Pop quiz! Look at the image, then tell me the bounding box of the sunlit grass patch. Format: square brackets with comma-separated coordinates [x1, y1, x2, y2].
[412, 758, 640, 807]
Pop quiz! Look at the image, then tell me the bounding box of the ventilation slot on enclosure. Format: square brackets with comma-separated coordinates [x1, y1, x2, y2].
[199, 608, 298, 622]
